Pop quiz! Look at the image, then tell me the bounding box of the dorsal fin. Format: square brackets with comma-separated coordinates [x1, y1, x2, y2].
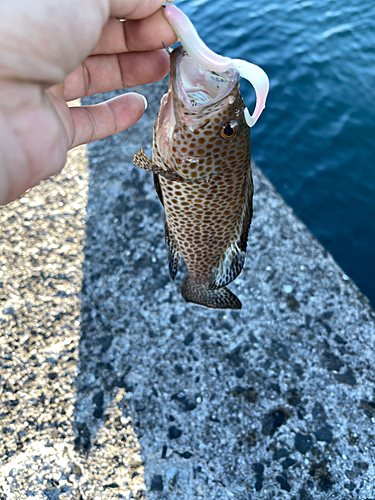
[165, 221, 181, 280]
[153, 173, 164, 206]
[209, 167, 253, 290]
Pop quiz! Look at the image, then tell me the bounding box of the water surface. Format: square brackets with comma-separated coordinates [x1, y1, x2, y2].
[178, 0, 375, 305]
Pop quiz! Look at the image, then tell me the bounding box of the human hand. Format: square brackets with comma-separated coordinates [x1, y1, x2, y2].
[0, 0, 177, 205]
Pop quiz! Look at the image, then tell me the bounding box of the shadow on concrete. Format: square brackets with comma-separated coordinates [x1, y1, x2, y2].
[73, 81, 375, 499]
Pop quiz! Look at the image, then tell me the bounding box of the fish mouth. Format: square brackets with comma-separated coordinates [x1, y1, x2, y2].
[170, 46, 239, 112]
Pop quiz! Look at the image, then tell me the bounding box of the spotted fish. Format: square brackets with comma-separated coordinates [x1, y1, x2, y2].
[133, 6, 268, 309]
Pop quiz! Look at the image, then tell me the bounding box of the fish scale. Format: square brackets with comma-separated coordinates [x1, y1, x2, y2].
[133, 46, 253, 309]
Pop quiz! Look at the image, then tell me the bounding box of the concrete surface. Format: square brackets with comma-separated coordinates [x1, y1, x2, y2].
[1, 79, 375, 499]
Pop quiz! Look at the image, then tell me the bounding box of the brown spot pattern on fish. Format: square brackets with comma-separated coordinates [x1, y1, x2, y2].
[133, 47, 253, 309]
[154, 119, 251, 281]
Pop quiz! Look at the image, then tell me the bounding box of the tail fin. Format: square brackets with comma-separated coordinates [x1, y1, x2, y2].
[181, 276, 242, 310]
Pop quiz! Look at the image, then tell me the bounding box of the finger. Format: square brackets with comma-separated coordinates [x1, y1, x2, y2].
[92, 9, 177, 55]
[69, 92, 147, 149]
[62, 49, 169, 102]
[109, 0, 169, 20]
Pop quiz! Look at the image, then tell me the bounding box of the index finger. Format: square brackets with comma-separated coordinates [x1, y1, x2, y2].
[109, 0, 170, 20]
[92, 8, 177, 55]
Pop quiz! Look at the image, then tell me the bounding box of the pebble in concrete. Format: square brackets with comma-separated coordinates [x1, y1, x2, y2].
[0, 81, 375, 499]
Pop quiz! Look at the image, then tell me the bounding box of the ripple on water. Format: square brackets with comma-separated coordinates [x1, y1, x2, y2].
[178, 0, 375, 305]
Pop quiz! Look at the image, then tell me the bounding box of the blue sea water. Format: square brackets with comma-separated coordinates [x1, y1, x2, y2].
[177, 0, 375, 306]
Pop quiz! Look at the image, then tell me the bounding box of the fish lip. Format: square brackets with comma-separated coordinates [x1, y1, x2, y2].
[170, 46, 239, 114]
[170, 46, 192, 111]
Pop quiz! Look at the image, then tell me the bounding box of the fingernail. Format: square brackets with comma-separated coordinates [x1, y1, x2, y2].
[138, 93, 148, 110]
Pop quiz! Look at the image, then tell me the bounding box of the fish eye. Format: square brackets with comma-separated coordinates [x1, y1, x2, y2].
[220, 120, 239, 139]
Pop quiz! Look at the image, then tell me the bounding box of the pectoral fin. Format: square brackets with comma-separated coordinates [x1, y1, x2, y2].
[133, 148, 183, 182]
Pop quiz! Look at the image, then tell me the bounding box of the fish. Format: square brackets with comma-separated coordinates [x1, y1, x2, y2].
[133, 46, 252, 309]
[133, 4, 269, 309]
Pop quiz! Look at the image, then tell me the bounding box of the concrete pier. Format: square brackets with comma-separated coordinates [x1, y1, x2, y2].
[1, 80, 374, 499]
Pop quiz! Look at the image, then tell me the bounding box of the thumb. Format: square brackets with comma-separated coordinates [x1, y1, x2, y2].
[68, 92, 148, 149]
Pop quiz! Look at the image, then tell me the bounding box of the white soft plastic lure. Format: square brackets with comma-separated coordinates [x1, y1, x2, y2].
[164, 4, 269, 127]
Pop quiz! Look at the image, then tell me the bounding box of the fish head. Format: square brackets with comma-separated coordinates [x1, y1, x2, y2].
[154, 46, 250, 180]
